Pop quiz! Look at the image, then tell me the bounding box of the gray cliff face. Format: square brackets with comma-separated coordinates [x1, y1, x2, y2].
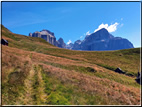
[29, 29, 57, 46]
[71, 28, 134, 51]
[57, 38, 66, 48]
[107, 37, 134, 50]
[29, 30, 67, 48]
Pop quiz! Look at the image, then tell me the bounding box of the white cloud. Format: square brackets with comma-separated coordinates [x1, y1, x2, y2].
[94, 22, 119, 33]
[86, 31, 91, 35]
[67, 40, 72, 45]
[107, 22, 119, 32]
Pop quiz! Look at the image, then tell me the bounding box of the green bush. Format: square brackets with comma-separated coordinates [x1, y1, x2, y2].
[47, 92, 70, 105]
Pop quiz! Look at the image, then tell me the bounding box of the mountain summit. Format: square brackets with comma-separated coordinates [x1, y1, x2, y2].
[85, 28, 112, 40]
[57, 38, 66, 48]
[71, 28, 134, 51]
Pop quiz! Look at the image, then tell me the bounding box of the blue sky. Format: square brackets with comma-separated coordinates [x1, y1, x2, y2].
[1, 2, 141, 47]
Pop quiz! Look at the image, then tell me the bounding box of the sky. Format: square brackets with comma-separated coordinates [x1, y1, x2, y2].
[1, 1, 141, 47]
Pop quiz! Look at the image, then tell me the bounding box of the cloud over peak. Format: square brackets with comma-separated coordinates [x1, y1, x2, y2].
[86, 31, 91, 35]
[94, 22, 119, 33]
[67, 40, 72, 45]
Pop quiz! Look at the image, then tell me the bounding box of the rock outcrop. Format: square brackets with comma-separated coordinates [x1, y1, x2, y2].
[29, 29, 57, 46]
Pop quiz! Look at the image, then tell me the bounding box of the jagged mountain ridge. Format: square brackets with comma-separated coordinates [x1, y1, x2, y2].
[29, 28, 134, 51]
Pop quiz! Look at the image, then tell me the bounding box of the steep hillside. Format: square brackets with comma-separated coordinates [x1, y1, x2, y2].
[1, 25, 141, 105]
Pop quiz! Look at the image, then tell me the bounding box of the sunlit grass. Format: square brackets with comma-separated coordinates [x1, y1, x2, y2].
[1, 25, 141, 105]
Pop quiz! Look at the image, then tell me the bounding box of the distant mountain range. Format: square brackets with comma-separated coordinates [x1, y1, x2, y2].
[29, 28, 134, 51]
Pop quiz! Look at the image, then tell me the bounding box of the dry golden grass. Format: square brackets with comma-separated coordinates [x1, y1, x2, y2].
[42, 64, 140, 105]
[22, 68, 35, 105]
[1, 24, 141, 105]
[2, 45, 141, 105]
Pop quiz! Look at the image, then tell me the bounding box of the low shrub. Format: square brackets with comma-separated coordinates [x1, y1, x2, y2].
[86, 67, 96, 73]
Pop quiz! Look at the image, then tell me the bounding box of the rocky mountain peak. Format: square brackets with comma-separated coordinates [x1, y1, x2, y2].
[57, 38, 66, 48]
[85, 28, 113, 42]
[73, 28, 133, 51]
[74, 40, 82, 44]
[96, 28, 108, 33]
[58, 38, 64, 43]
[66, 43, 74, 50]
[29, 29, 56, 45]
[40, 29, 55, 37]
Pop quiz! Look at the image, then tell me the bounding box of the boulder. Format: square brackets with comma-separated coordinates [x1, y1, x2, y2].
[136, 71, 141, 84]
[115, 68, 125, 74]
[1, 38, 8, 46]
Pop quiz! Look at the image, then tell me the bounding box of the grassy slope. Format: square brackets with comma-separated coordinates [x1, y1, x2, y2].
[1, 25, 141, 105]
